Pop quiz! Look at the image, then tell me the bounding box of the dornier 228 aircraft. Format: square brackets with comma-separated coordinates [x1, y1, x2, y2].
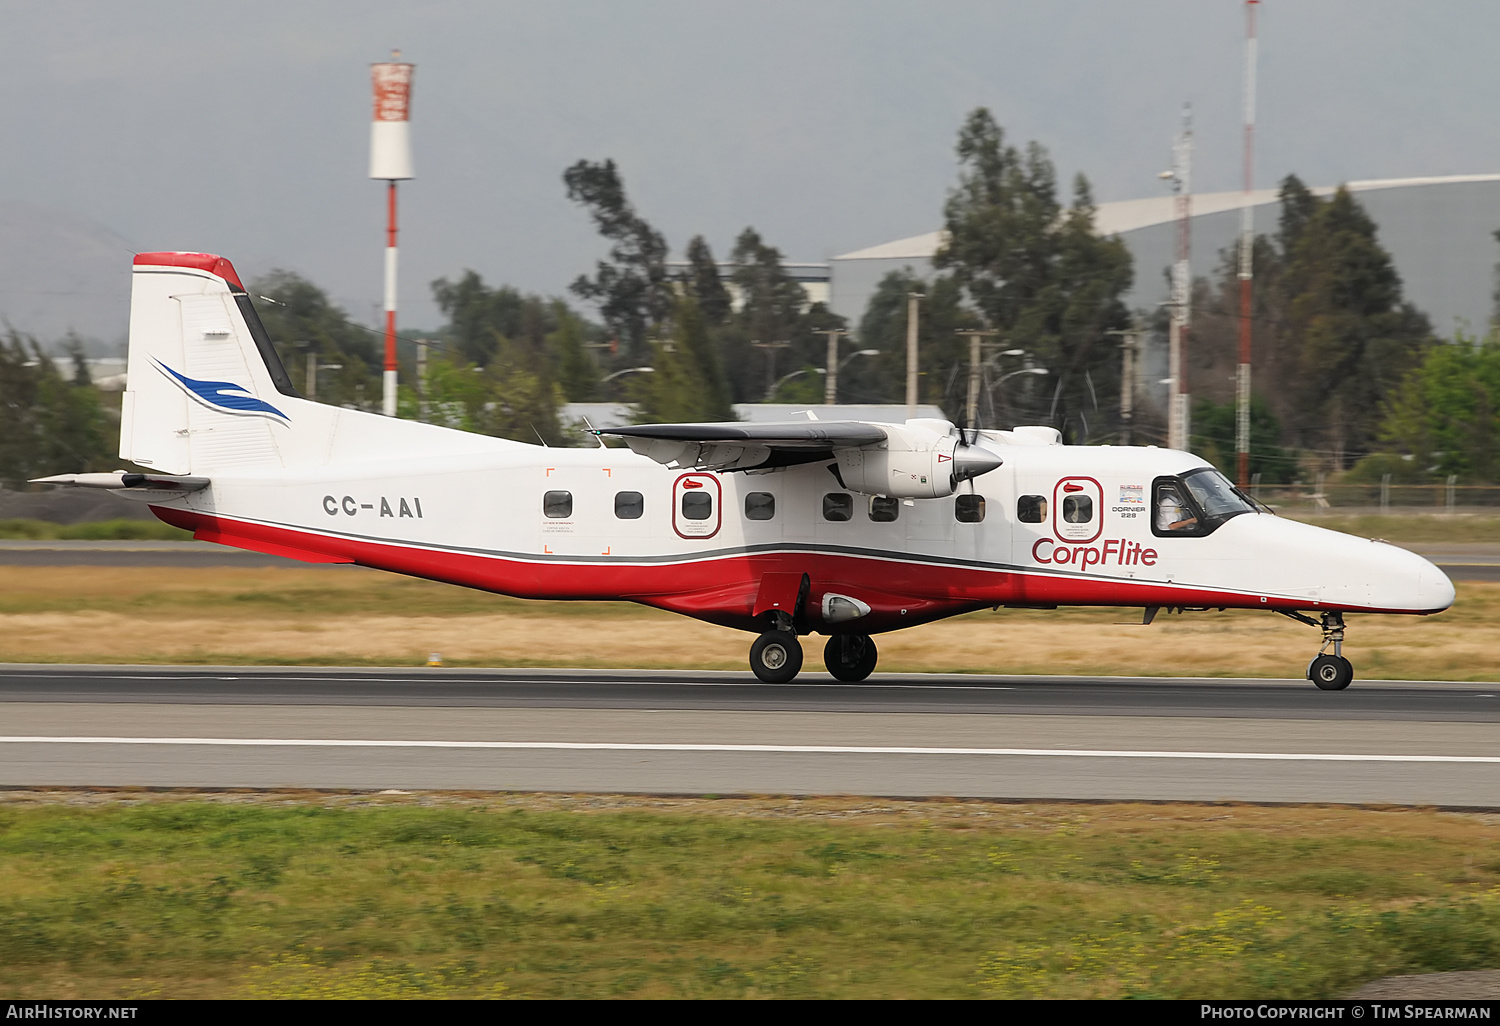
[36, 252, 1455, 690]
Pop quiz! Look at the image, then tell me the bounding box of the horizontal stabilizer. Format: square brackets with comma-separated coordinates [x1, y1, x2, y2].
[31, 471, 210, 492]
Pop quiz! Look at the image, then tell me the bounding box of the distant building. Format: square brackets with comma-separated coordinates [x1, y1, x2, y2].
[664, 261, 830, 311]
[829, 174, 1500, 339]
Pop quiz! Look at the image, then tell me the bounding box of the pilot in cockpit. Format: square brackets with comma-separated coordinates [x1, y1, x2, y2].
[1155, 482, 1199, 532]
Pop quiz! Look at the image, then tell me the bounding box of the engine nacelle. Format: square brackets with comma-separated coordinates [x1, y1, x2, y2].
[833, 424, 1003, 499]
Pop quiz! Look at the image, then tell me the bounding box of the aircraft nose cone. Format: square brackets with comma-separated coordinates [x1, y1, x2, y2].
[1418, 562, 1457, 613]
[952, 442, 1003, 482]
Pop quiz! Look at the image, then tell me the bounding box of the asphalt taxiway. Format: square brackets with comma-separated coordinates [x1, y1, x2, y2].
[3, 665, 1497, 805]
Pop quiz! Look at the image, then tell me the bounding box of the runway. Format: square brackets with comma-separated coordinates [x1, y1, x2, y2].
[3, 665, 1497, 805]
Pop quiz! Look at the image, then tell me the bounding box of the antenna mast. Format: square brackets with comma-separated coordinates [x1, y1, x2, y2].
[1236, 1, 1260, 486]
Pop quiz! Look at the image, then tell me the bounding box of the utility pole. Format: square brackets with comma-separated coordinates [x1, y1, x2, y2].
[1106, 324, 1142, 445]
[813, 328, 848, 405]
[1236, 0, 1260, 487]
[955, 328, 1000, 428]
[1159, 104, 1193, 450]
[415, 338, 433, 422]
[751, 339, 791, 400]
[905, 291, 923, 420]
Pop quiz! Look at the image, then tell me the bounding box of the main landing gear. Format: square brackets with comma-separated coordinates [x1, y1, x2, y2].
[1304, 610, 1353, 691]
[824, 633, 878, 683]
[749, 630, 803, 684]
[747, 629, 880, 684]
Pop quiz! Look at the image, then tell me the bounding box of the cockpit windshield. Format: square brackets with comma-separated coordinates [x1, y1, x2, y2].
[1181, 468, 1256, 522]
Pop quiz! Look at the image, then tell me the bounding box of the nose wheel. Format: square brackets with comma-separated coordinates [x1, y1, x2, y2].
[749, 631, 803, 684]
[1304, 610, 1353, 691]
[824, 633, 878, 683]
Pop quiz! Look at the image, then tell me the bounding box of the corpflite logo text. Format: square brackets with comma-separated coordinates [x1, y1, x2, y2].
[1033, 537, 1157, 569]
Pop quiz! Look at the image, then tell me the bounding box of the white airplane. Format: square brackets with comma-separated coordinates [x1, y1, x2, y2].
[37, 252, 1455, 690]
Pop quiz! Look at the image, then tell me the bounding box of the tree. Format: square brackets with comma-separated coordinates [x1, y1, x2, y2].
[682, 235, 732, 327]
[251, 270, 379, 410]
[853, 270, 981, 414]
[564, 159, 674, 361]
[0, 331, 111, 486]
[1378, 332, 1500, 482]
[1279, 185, 1432, 465]
[631, 297, 733, 423]
[933, 108, 1132, 439]
[430, 271, 575, 443]
[1191, 396, 1295, 483]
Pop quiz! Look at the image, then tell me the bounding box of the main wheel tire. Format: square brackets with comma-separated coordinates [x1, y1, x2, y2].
[750, 631, 803, 684]
[823, 633, 878, 683]
[1308, 653, 1354, 691]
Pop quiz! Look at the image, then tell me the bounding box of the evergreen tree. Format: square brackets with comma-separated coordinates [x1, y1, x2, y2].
[564, 159, 674, 361]
[632, 297, 734, 423]
[683, 235, 732, 327]
[0, 332, 110, 486]
[1280, 186, 1432, 464]
[251, 270, 379, 410]
[933, 108, 1132, 439]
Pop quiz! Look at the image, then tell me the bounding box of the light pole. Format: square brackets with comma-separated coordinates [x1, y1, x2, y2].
[955, 328, 1000, 428]
[751, 339, 791, 400]
[812, 327, 848, 405]
[1106, 325, 1142, 445]
[905, 292, 924, 420]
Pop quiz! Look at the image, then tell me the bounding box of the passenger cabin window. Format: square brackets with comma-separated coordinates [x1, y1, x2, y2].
[822, 493, 853, 522]
[681, 491, 713, 520]
[614, 491, 643, 519]
[956, 494, 986, 523]
[1017, 495, 1048, 523]
[868, 496, 900, 523]
[543, 490, 572, 518]
[744, 492, 776, 521]
[1061, 494, 1093, 524]
[1152, 469, 1255, 538]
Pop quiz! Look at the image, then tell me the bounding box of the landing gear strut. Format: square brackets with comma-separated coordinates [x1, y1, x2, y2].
[749, 630, 803, 684]
[824, 633, 878, 683]
[1306, 611, 1353, 691]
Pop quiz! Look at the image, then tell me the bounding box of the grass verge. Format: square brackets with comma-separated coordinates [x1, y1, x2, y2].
[0, 566, 1495, 679]
[0, 518, 192, 541]
[1, 794, 1497, 999]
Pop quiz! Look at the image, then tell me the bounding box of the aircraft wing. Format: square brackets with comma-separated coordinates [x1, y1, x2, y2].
[599, 421, 888, 471]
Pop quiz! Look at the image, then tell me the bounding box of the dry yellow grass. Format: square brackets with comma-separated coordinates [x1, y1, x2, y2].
[1, 565, 1495, 679]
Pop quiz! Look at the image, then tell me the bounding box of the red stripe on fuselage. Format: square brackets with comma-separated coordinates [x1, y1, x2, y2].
[149, 507, 1437, 632]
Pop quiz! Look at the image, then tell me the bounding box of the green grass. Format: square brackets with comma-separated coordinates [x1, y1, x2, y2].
[0, 518, 192, 541]
[1281, 513, 1500, 543]
[2, 796, 1497, 999]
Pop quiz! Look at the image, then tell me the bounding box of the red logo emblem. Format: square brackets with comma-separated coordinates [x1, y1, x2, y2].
[1063, 482, 1084, 493]
[682, 479, 704, 489]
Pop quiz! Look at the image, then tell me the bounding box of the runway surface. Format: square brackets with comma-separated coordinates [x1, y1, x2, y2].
[3, 665, 1497, 805]
[2, 539, 1497, 579]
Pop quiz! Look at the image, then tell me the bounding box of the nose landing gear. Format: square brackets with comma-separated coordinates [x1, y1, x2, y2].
[1306, 611, 1353, 691]
[1279, 609, 1354, 689]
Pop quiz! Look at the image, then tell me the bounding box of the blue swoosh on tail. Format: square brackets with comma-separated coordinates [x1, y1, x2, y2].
[153, 360, 289, 421]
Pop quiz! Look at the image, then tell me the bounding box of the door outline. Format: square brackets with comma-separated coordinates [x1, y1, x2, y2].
[672, 472, 722, 539]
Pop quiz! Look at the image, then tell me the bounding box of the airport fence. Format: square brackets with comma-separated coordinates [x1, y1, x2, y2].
[1249, 475, 1500, 514]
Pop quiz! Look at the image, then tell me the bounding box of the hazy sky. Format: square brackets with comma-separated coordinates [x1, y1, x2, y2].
[5, 0, 1500, 334]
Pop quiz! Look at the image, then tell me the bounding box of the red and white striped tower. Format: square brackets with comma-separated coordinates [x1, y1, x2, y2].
[1236, 1, 1260, 487]
[370, 53, 415, 417]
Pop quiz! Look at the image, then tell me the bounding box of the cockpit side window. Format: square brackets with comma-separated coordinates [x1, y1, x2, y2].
[1152, 469, 1255, 538]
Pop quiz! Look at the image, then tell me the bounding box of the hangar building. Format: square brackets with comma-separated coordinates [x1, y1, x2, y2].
[828, 174, 1500, 340]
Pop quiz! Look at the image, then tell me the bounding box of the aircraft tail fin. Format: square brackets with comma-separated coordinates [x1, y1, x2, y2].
[121, 252, 300, 474]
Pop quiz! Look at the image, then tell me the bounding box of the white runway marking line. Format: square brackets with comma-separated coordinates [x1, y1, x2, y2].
[3, 737, 1500, 764]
